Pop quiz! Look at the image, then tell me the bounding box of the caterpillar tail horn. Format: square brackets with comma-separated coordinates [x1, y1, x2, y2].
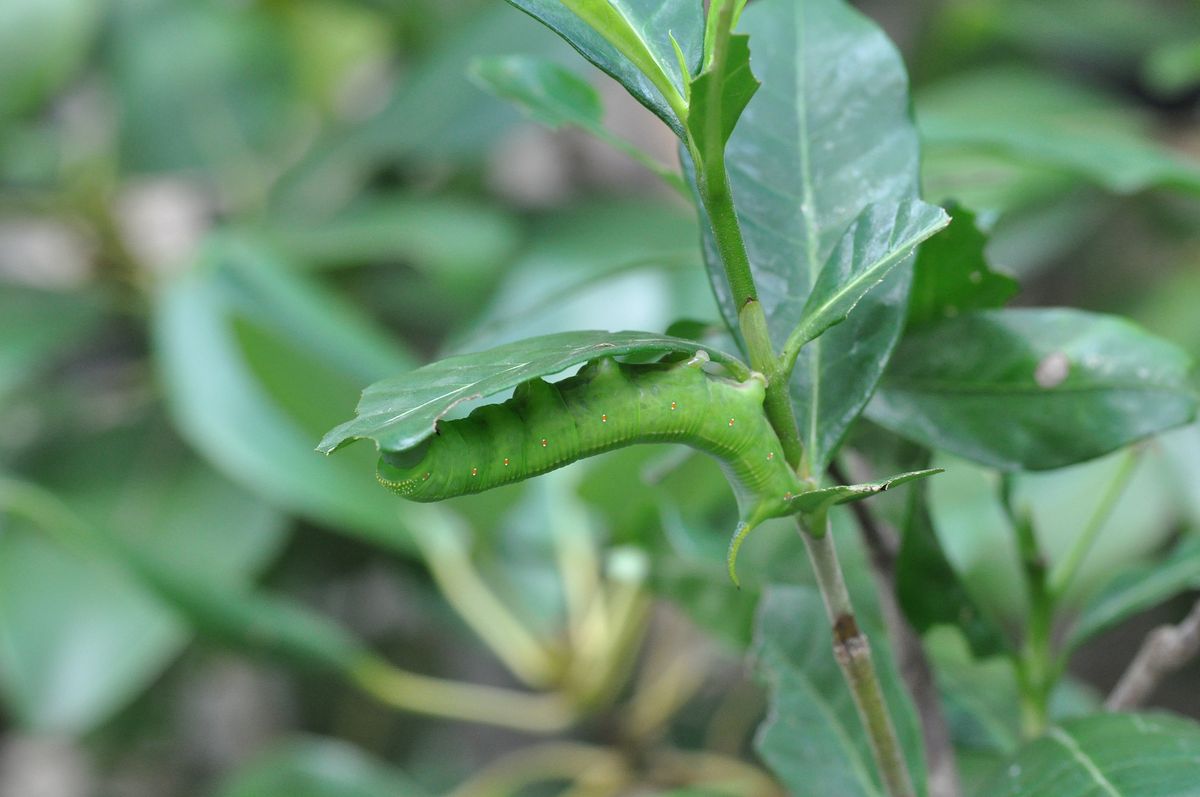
[726, 519, 760, 588]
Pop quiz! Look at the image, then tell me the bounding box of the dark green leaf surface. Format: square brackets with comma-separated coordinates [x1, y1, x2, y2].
[907, 206, 1018, 329]
[755, 585, 927, 797]
[217, 738, 428, 797]
[318, 331, 747, 454]
[700, 0, 925, 472]
[869, 308, 1196, 471]
[790, 468, 942, 518]
[897, 490, 1008, 658]
[1068, 536, 1200, 650]
[977, 713, 1200, 797]
[685, 32, 758, 154]
[505, 0, 702, 134]
[153, 236, 422, 551]
[785, 200, 949, 354]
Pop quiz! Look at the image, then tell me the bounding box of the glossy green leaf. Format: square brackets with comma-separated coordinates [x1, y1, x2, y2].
[925, 628, 1104, 795]
[153, 236, 421, 551]
[977, 713, 1200, 797]
[1068, 536, 1200, 650]
[784, 200, 949, 356]
[869, 308, 1196, 471]
[318, 331, 748, 454]
[505, 0, 703, 134]
[918, 66, 1200, 196]
[469, 55, 683, 188]
[791, 468, 942, 518]
[897, 489, 1008, 658]
[907, 205, 1018, 329]
[217, 738, 427, 797]
[0, 425, 286, 733]
[700, 0, 925, 472]
[754, 584, 927, 797]
[685, 29, 757, 154]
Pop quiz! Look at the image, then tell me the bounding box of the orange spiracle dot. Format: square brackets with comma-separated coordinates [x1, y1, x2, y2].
[767, 452, 774, 460]
[728, 418, 735, 426]
[541, 438, 548, 447]
[601, 414, 607, 423]
[670, 401, 677, 410]
[423, 473, 431, 480]
[471, 467, 478, 476]
[503, 458, 510, 466]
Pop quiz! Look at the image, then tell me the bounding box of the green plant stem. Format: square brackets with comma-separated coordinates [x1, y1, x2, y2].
[409, 510, 561, 688]
[695, 147, 759, 312]
[683, 8, 916, 793]
[693, 68, 914, 797]
[1006, 487, 1056, 737]
[352, 657, 576, 734]
[739, 299, 804, 468]
[1048, 448, 1139, 599]
[800, 519, 917, 797]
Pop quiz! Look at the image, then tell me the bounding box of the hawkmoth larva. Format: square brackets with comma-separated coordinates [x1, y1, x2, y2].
[377, 352, 811, 582]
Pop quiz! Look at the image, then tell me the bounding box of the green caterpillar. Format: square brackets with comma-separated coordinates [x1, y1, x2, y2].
[377, 352, 812, 581]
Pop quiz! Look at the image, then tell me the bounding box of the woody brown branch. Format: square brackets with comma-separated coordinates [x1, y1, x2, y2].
[1106, 596, 1200, 711]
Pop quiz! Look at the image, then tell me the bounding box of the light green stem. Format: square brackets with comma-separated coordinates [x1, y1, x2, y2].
[1048, 448, 1139, 599]
[409, 511, 561, 688]
[352, 657, 576, 733]
[1005, 482, 1056, 737]
[800, 519, 916, 797]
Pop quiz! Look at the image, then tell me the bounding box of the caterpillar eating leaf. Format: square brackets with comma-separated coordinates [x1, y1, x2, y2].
[374, 351, 940, 584]
[377, 352, 811, 583]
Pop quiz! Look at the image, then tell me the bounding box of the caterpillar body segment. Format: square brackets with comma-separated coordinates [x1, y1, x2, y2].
[376, 356, 804, 536]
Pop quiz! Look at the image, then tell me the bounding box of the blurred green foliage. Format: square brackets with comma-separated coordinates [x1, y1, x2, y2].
[2, 0, 1200, 795]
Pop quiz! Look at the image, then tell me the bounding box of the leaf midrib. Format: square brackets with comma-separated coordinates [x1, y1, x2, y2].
[1046, 727, 1122, 797]
[794, 1, 824, 464]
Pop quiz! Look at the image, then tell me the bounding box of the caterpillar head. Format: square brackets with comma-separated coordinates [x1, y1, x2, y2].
[377, 439, 435, 498]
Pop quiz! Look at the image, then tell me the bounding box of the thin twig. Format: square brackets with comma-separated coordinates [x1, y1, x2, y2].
[798, 518, 917, 797]
[830, 461, 962, 797]
[1106, 596, 1200, 711]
